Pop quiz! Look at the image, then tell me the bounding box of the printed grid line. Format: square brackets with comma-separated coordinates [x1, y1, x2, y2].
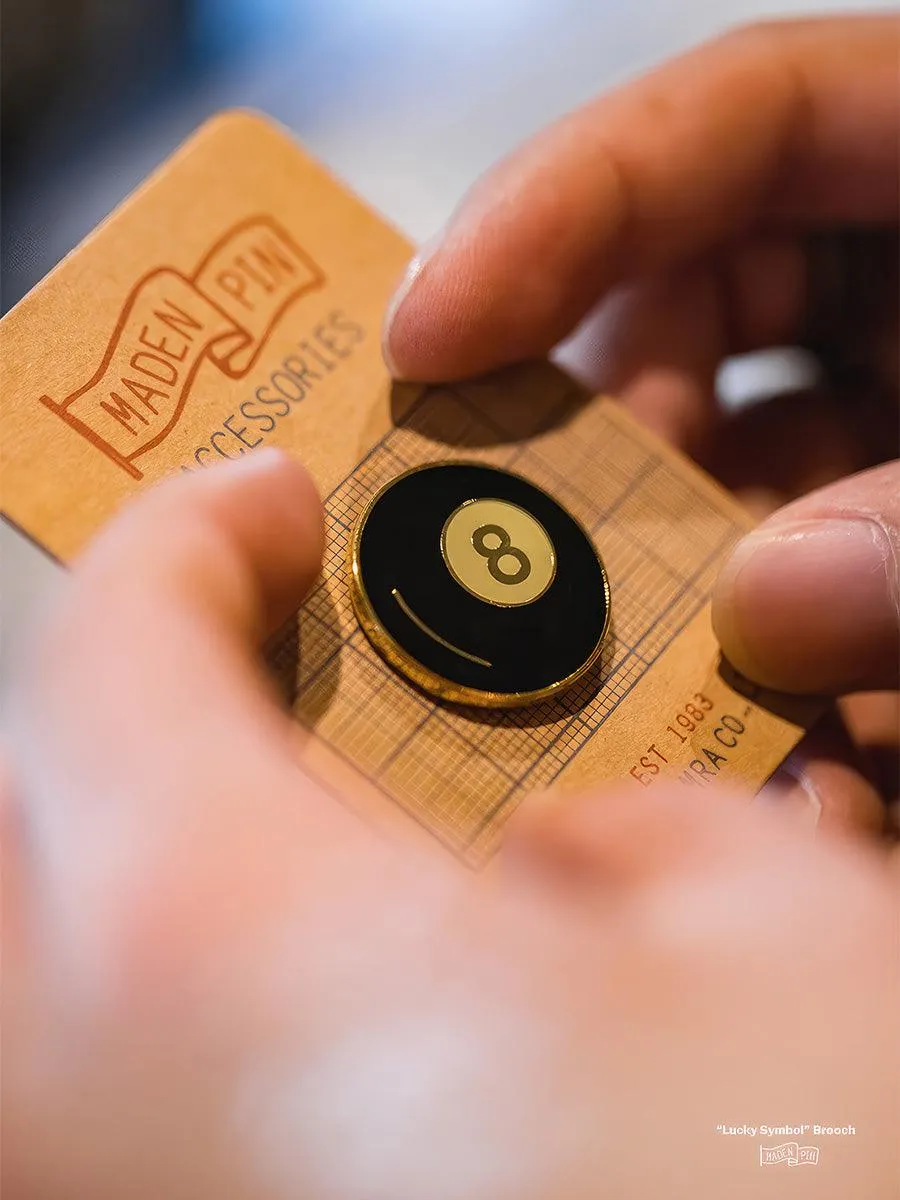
[271, 384, 744, 862]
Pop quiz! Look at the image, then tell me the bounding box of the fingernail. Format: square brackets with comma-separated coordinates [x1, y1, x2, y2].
[243, 445, 290, 467]
[209, 447, 317, 497]
[192, 444, 291, 480]
[381, 230, 444, 378]
[712, 517, 896, 690]
[757, 761, 823, 827]
[222, 445, 294, 478]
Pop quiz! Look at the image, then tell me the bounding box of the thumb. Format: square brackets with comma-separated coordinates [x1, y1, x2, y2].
[712, 461, 899, 693]
[6, 449, 334, 952]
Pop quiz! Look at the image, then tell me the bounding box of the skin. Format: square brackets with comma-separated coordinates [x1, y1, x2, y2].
[3, 16, 899, 1199]
[384, 12, 900, 826]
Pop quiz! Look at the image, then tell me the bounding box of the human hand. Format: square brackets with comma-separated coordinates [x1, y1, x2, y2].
[381, 15, 899, 832]
[2, 453, 897, 1199]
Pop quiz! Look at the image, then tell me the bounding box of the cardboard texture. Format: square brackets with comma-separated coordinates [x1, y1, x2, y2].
[0, 112, 819, 864]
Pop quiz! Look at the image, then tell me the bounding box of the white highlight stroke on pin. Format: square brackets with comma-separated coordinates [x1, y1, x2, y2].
[392, 588, 492, 669]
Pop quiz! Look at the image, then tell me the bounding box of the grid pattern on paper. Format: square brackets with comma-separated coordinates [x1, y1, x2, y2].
[271, 383, 744, 862]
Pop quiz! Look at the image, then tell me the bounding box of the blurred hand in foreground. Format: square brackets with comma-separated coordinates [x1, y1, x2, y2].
[2, 452, 897, 1200]
[4, 16, 899, 1199]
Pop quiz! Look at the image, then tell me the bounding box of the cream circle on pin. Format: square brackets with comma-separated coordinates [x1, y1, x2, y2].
[441, 498, 556, 606]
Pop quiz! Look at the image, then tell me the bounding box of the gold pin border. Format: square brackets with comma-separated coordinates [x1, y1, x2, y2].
[348, 460, 612, 709]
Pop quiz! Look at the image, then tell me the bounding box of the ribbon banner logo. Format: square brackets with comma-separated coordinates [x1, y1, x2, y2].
[759, 1143, 820, 1167]
[41, 215, 325, 478]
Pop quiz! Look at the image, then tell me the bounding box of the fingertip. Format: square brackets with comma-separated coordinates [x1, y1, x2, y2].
[710, 536, 767, 682]
[382, 222, 470, 381]
[200, 448, 326, 627]
[758, 713, 887, 840]
[382, 240, 495, 383]
[79, 447, 326, 640]
[710, 523, 834, 691]
[381, 172, 586, 382]
[712, 517, 899, 694]
[382, 253, 427, 380]
[503, 781, 747, 887]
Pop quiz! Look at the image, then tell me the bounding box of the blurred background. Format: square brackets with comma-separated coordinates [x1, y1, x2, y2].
[0, 0, 894, 656]
[2, 0, 893, 313]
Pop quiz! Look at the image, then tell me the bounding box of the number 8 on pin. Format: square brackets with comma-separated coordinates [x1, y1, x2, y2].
[349, 462, 611, 707]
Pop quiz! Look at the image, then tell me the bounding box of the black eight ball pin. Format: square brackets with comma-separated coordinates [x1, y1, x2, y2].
[349, 462, 611, 707]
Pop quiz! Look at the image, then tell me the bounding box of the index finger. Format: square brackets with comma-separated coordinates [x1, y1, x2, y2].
[384, 15, 899, 381]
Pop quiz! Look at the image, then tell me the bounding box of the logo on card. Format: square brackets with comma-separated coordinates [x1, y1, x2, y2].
[40, 215, 325, 478]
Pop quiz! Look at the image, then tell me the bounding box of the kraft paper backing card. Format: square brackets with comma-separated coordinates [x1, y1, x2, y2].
[0, 111, 819, 865]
